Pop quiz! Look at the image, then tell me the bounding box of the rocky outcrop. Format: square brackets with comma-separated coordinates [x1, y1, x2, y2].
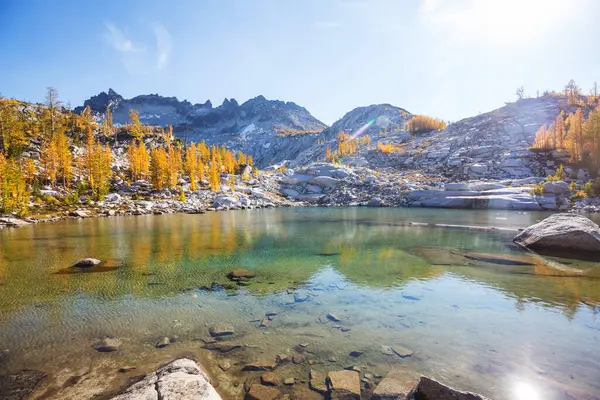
[514, 214, 600, 254]
[110, 358, 221, 400]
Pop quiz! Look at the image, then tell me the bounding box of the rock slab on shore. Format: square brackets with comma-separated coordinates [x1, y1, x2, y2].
[110, 358, 221, 400]
[406, 376, 490, 400]
[513, 214, 600, 253]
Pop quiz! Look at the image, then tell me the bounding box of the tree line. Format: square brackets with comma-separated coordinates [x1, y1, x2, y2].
[0, 88, 254, 215]
[531, 81, 600, 172]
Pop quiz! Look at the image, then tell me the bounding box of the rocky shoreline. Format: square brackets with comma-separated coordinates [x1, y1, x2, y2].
[2, 162, 598, 230]
[103, 358, 490, 400]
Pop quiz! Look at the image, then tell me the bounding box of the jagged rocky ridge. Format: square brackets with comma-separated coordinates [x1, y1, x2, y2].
[77, 89, 328, 167]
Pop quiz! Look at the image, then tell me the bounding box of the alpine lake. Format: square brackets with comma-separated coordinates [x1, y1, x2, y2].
[0, 208, 599, 399]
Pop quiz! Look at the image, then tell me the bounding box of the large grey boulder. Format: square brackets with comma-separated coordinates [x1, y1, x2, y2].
[543, 181, 570, 194]
[212, 195, 239, 208]
[0, 217, 31, 228]
[111, 358, 221, 400]
[308, 176, 341, 188]
[514, 214, 600, 253]
[406, 376, 489, 400]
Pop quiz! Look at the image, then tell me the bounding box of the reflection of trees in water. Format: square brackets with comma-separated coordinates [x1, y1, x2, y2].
[1, 212, 599, 319]
[448, 261, 600, 318]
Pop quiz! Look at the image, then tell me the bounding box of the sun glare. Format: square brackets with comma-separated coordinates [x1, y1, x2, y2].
[512, 381, 541, 400]
[421, 0, 571, 44]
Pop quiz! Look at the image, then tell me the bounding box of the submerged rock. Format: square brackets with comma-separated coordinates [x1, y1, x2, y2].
[202, 342, 242, 353]
[227, 269, 256, 280]
[461, 252, 535, 266]
[261, 372, 281, 386]
[242, 361, 276, 371]
[111, 358, 221, 400]
[209, 323, 235, 337]
[0, 370, 46, 400]
[156, 337, 170, 348]
[372, 377, 412, 399]
[327, 370, 361, 400]
[309, 370, 328, 395]
[406, 376, 489, 400]
[514, 214, 600, 254]
[93, 337, 121, 352]
[245, 384, 280, 400]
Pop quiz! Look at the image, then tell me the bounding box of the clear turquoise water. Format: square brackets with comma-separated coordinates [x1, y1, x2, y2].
[0, 208, 599, 399]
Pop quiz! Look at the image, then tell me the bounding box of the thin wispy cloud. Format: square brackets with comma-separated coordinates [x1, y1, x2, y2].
[103, 21, 172, 74]
[154, 24, 172, 70]
[103, 22, 146, 53]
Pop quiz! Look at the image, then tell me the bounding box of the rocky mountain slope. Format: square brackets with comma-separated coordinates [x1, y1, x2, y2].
[77, 90, 570, 181]
[77, 90, 328, 167]
[290, 103, 413, 166]
[291, 97, 570, 178]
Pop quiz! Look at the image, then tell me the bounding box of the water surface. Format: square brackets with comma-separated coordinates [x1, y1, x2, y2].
[0, 208, 599, 399]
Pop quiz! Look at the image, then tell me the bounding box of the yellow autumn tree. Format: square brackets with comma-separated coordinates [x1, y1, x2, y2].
[129, 109, 144, 141]
[198, 141, 210, 162]
[184, 145, 198, 190]
[0, 153, 30, 215]
[208, 151, 221, 192]
[407, 115, 446, 134]
[127, 141, 149, 181]
[166, 143, 182, 189]
[223, 149, 236, 174]
[0, 99, 27, 156]
[150, 147, 168, 190]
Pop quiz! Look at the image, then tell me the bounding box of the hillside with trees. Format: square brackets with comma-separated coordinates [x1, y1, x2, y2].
[0, 88, 255, 216]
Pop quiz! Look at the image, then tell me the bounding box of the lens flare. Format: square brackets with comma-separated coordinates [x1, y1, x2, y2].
[349, 119, 375, 140]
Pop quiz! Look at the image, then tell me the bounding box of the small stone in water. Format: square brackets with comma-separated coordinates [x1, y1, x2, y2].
[219, 359, 232, 371]
[344, 365, 361, 372]
[92, 337, 121, 352]
[276, 354, 290, 364]
[294, 293, 309, 303]
[246, 384, 280, 400]
[260, 319, 270, 328]
[392, 346, 414, 358]
[209, 323, 235, 337]
[156, 337, 170, 348]
[119, 366, 136, 373]
[72, 258, 101, 268]
[243, 361, 276, 371]
[340, 327, 351, 332]
[326, 313, 341, 322]
[261, 372, 281, 386]
[292, 354, 305, 364]
[284, 377, 295, 386]
[349, 351, 362, 358]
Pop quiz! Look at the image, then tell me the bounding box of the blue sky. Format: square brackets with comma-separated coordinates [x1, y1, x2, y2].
[0, 0, 598, 125]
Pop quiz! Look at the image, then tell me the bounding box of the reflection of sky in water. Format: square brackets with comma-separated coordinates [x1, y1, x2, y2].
[0, 208, 599, 399]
